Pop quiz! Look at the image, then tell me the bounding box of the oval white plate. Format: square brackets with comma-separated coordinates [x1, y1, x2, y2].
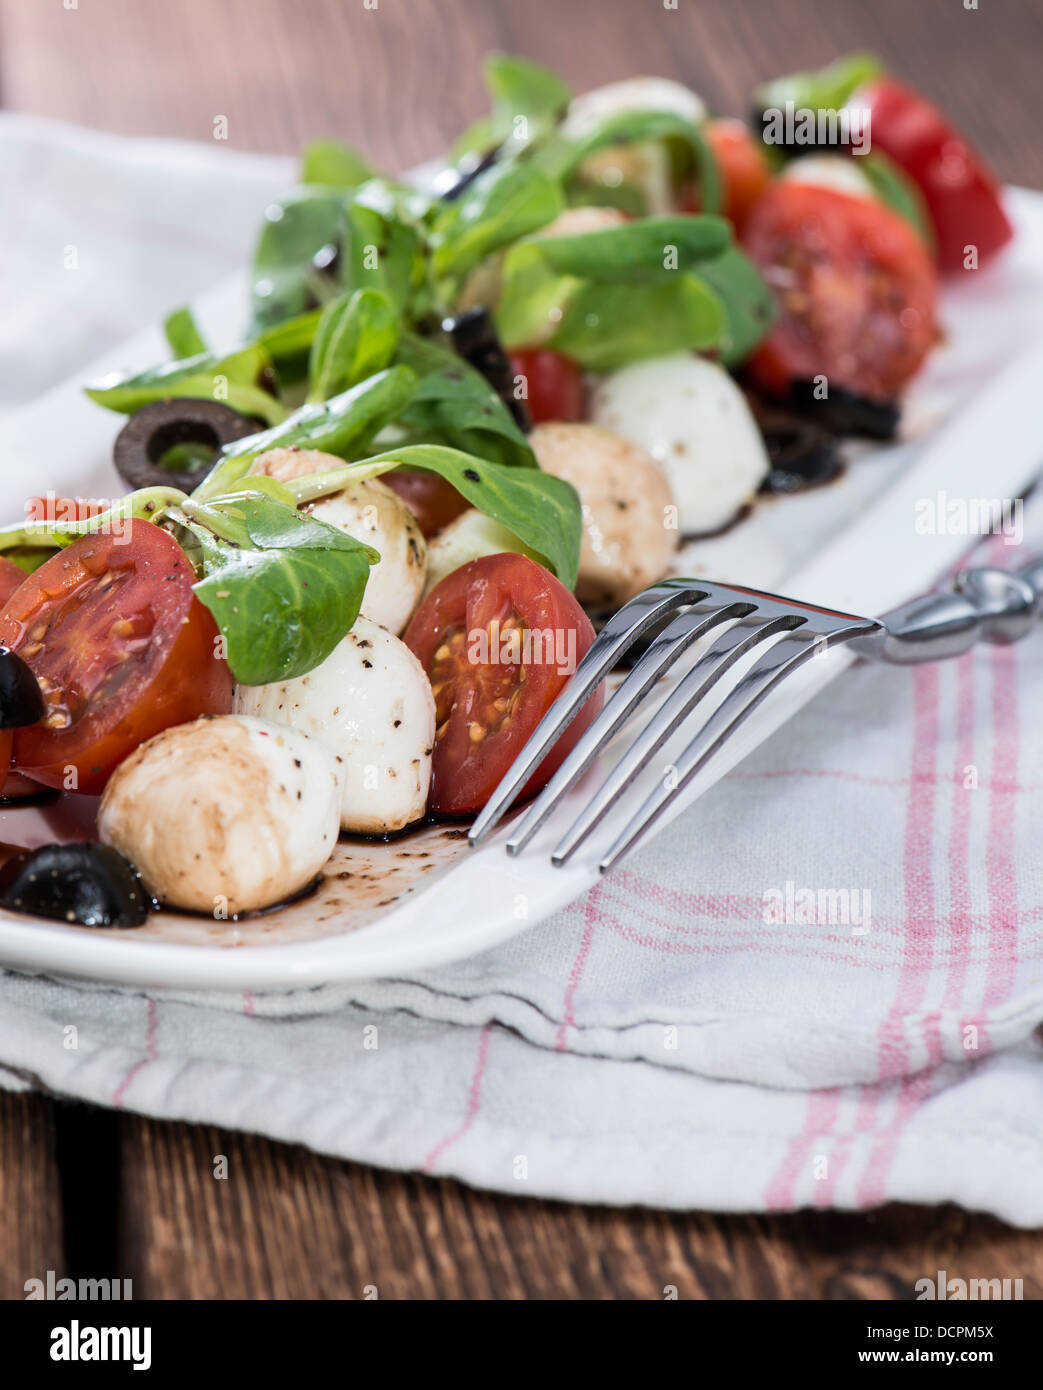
[1, 191, 1042, 991]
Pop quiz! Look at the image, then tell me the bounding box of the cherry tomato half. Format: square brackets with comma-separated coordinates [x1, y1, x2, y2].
[383, 469, 470, 539]
[0, 520, 233, 793]
[404, 553, 602, 816]
[507, 349, 584, 424]
[851, 77, 1013, 273]
[684, 119, 771, 233]
[0, 558, 27, 608]
[742, 181, 938, 402]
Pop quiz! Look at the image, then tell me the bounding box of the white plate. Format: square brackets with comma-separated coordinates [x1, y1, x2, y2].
[1, 190, 1042, 992]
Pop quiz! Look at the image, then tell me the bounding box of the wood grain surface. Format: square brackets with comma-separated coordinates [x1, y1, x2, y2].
[1, 0, 1041, 1299]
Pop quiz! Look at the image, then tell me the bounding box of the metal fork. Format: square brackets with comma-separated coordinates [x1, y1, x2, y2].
[468, 559, 1043, 871]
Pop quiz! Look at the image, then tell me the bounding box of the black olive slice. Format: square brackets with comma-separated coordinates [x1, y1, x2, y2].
[113, 398, 260, 493]
[0, 647, 45, 728]
[442, 307, 532, 432]
[755, 411, 845, 494]
[786, 381, 901, 441]
[0, 842, 152, 928]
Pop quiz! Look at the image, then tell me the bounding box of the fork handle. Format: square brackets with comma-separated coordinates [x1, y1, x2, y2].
[856, 561, 1043, 665]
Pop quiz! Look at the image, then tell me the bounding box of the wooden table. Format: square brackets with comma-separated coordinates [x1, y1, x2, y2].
[1, 0, 1041, 1299]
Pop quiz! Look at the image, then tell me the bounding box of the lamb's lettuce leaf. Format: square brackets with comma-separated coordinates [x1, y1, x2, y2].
[286, 443, 581, 590]
[307, 288, 399, 402]
[84, 345, 285, 425]
[180, 494, 378, 685]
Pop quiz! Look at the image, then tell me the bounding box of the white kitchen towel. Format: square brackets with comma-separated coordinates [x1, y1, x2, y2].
[1, 114, 1042, 1226]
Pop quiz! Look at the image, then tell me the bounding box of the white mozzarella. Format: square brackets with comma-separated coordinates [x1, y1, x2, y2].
[234, 616, 434, 835]
[423, 510, 538, 597]
[248, 448, 427, 635]
[529, 424, 676, 606]
[590, 353, 769, 534]
[306, 480, 426, 635]
[782, 154, 875, 200]
[562, 77, 707, 139]
[97, 715, 341, 915]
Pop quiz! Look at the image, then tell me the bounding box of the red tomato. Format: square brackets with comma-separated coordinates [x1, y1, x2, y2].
[0, 520, 233, 793]
[404, 553, 602, 816]
[851, 77, 1012, 272]
[0, 558, 26, 608]
[0, 731, 11, 790]
[685, 119, 771, 233]
[742, 181, 938, 402]
[383, 469, 470, 538]
[507, 349, 584, 424]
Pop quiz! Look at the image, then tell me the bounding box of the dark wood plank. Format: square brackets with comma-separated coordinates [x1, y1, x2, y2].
[118, 1115, 1043, 1299]
[1, 0, 1041, 183]
[0, 1091, 65, 1299]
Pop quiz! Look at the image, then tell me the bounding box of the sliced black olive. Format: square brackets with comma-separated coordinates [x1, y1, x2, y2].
[0, 842, 152, 928]
[113, 398, 260, 493]
[436, 146, 499, 202]
[754, 410, 845, 494]
[0, 647, 45, 728]
[786, 381, 901, 441]
[442, 307, 532, 432]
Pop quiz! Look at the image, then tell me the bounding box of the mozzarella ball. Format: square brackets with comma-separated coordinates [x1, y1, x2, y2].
[424, 510, 538, 597]
[591, 353, 769, 535]
[782, 154, 875, 200]
[248, 446, 340, 484]
[234, 616, 434, 835]
[575, 142, 675, 215]
[529, 423, 676, 606]
[537, 206, 629, 239]
[562, 77, 707, 139]
[248, 450, 426, 635]
[306, 480, 426, 635]
[97, 715, 341, 915]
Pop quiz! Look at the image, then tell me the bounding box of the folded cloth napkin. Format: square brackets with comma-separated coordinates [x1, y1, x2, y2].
[2, 115, 1042, 1226]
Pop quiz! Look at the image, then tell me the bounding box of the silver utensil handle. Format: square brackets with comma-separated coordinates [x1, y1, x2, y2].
[854, 560, 1043, 665]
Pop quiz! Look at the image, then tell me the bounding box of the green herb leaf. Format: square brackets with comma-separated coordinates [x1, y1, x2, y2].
[516, 215, 730, 283]
[392, 333, 536, 469]
[182, 495, 378, 686]
[192, 364, 419, 499]
[163, 306, 207, 358]
[250, 188, 348, 331]
[256, 308, 324, 392]
[545, 275, 726, 371]
[307, 288, 399, 403]
[538, 109, 721, 215]
[694, 244, 775, 364]
[84, 345, 285, 425]
[429, 161, 564, 285]
[287, 443, 581, 590]
[342, 179, 433, 320]
[861, 151, 936, 248]
[300, 139, 373, 188]
[754, 51, 882, 128]
[453, 53, 570, 160]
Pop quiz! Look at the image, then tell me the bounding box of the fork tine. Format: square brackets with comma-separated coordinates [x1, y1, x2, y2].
[505, 600, 755, 856]
[550, 611, 806, 866]
[597, 619, 874, 871]
[468, 579, 708, 847]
